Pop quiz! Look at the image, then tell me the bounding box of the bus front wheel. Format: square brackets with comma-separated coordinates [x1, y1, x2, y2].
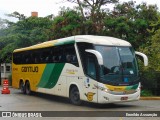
[69, 86, 82, 105]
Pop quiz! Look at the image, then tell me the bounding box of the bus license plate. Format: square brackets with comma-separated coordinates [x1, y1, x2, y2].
[121, 97, 128, 100]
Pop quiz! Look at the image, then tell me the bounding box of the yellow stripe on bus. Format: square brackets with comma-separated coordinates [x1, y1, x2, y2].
[105, 85, 126, 92]
[14, 40, 59, 52]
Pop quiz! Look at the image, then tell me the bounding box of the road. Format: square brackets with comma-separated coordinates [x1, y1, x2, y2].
[0, 87, 160, 120]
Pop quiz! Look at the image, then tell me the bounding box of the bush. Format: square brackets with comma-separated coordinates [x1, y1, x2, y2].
[140, 70, 160, 96]
[141, 89, 153, 96]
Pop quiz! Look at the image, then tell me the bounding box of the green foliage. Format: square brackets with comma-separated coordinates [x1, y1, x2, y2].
[141, 89, 153, 96]
[0, 43, 14, 62]
[53, 8, 82, 38]
[139, 26, 160, 96]
[0, 14, 54, 62]
[0, 18, 7, 29]
[105, 1, 158, 49]
[6, 11, 26, 20]
[142, 28, 160, 71]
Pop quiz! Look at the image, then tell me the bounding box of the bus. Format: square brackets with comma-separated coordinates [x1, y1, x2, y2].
[12, 35, 148, 105]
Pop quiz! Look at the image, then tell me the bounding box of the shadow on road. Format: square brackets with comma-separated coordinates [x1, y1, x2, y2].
[16, 91, 138, 110]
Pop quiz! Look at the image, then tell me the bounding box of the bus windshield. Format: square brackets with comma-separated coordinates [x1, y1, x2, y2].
[95, 45, 139, 85]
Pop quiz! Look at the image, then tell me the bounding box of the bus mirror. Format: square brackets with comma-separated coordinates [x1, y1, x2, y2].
[85, 49, 103, 65]
[135, 51, 148, 66]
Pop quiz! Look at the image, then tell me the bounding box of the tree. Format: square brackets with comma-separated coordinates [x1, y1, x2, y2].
[53, 8, 82, 38]
[0, 15, 54, 62]
[139, 27, 160, 95]
[143, 29, 160, 71]
[67, 0, 118, 34]
[104, 1, 158, 49]
[68, 0, 118, 19]
[6, 11, 26, 20]
[0, 18, 7, 29]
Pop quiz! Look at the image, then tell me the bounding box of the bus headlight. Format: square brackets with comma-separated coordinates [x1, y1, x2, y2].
[95, 85, 109, 93]
[104, 88, 108, 93]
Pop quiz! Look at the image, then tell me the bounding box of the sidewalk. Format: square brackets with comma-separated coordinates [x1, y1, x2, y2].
[140, 97, 160, 100]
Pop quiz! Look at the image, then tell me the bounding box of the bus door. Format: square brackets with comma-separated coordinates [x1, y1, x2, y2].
[82, 53, 98, 103]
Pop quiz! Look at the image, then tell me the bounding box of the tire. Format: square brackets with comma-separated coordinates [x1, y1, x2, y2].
[25, 81, 31, 95]
[19, 81, 26, 94]
[69, 86, 82, 105]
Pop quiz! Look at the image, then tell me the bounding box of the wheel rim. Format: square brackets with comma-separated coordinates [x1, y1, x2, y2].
[20, 82, 24, 93]
[70, 87, 80, 104]
[72, 91, 79, 101]
[26, 82, 30, 94]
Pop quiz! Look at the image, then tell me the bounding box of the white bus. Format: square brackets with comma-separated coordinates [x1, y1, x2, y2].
[12, 35, 148, 105]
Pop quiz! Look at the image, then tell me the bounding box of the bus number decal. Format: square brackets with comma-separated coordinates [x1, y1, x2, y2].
[21, 66, 38, 72]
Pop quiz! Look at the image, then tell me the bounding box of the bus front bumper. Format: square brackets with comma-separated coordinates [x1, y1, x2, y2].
[98, 89, 140, 104]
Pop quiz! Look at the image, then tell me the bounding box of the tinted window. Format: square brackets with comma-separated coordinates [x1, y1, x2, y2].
[13, 44, 79, 67]
[77, 43, 98, 79]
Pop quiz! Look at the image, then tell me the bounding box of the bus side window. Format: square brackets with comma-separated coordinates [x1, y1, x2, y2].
[13, 53, 19, 64]
[30, 53, 34, 63]
[66, 55, 72, 63]
[33, 51, 39, 64]
[21, 53, 25, 64]
[72, 55, 78, 66]
[52, 56, 55, 62]
[35, 57, 38, 63]
[64, 44, 79, 67]
[86, 54, 97, 79]
[25, 52, 28, 64]
[72, 55, 77, 62]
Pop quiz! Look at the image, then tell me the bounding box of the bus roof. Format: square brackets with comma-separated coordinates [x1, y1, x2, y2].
[13, 35, 131, 52]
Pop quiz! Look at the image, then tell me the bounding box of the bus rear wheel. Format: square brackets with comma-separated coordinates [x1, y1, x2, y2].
[69, 86, 82, 105]
[25, 81, 31, 95]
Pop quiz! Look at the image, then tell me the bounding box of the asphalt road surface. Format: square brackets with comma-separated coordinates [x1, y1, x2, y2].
[0, 87, 159, 120]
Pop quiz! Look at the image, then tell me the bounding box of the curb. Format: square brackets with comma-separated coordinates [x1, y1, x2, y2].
[140, 97, 160, 100]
